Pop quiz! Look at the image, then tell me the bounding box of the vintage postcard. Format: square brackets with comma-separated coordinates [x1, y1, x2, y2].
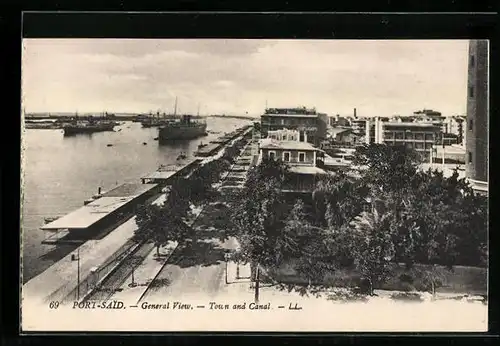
[21, 38, 488, 332]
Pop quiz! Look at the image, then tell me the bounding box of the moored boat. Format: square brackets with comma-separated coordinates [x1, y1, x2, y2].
[158, 115, 207, 141]
[63, 118, 116, 136]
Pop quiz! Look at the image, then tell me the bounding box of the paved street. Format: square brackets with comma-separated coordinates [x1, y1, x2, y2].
[141, 235, 239, 302]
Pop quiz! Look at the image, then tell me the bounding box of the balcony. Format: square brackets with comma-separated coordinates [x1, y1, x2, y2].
[282, 158, 315, 166]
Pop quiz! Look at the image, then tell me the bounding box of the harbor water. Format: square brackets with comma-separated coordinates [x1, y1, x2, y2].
[21, 117, 251, 282]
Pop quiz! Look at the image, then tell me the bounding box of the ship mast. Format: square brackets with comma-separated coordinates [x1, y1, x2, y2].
[173, 97, 178, 117]
[197, 103, 200, 117]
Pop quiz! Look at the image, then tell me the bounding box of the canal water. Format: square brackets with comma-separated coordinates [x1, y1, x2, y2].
[22, 117, 251, 282]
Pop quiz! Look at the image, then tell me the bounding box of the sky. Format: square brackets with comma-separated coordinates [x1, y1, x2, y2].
[22, 39, 469, 118]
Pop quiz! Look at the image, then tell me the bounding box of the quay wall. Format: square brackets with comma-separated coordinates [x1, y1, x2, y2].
[23, 125, 256, 304]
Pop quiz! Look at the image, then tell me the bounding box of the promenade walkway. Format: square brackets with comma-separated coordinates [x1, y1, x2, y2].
[22, 193, 167, 306]
[109, 241, 178, 304]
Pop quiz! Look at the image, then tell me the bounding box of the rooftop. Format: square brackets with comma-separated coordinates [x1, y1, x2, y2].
[259, 138, 321, 151]
[41, 184, 158, 230]
[262, 113, 319, 118]
[419, 163, 466, 179]
[329, 127, 354, 136]
[288, 166, 329, 175]
[384, 122, 442, 128]
[100, 183, 158, 198]
[265, 107, 318, 115]
[141, 171, 178, 181]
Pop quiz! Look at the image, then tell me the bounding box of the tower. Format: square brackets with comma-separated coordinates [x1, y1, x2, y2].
[465, 40, 489, 188]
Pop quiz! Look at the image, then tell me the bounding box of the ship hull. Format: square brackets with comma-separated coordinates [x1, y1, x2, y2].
[63, 124, 115, 136]
[158, 123, 207, 141]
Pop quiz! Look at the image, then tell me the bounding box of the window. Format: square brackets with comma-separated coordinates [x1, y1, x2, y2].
[283, 152, 291, 162]
[469, 86, 474, 98]
[299, 131, 305, 142]
[268, 151, 276, 160]
[469, 119, 473, 131]
[298, 152, 306, 162]
[425, 133, 434, 141]
[415, 142, 424, 150]
[470, 55, 475, 67]
[468, 151, 472, 163]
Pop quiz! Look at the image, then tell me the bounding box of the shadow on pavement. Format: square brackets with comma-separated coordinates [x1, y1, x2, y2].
[170, 240, 226, 269]
[149, 277, 172, 289]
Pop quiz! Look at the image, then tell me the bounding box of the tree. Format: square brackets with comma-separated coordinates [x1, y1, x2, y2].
[350, 208, 396, 295]
[281, 199, 339, 291]
[418, 264, 446, 298]
[352, 143, 421, 194]
[401, 168, 487, 267]
[134, 181, 192, 255]
[312, 172, 369, 228]
[231, 158, 290, 303]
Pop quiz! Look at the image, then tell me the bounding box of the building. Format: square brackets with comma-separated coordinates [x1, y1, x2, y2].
[258, 129, 328, 192]
[260, 107, 328, 146]
[383, 123, 441, 160]
[351, 118, 368, 136]
[465, 40, 489, 195]
[327, 127, 361, 146]
[364, 118, 442, 160]
[444, 115, 467, 144]
[366, 117, 390, 144]
[330, 114, 350, 127]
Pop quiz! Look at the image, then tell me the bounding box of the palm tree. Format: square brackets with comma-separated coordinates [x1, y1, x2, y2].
[351, 208, 395, 296]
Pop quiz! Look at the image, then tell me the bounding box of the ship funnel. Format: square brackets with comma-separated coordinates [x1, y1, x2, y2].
[98, 187, 102, 195]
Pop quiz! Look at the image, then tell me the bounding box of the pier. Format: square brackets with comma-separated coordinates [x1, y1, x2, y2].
[23, 124, 257, 305]
[140, 158, 201, 185]
[195, 125, 253, 157]
[41, 183, 160, 245]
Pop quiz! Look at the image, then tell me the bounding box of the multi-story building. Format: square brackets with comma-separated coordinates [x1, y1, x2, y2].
[260, 107, 328, 146]
[258, 128, 328, 192]
[366, 117, 390, 144]
[412, 109, 447, 133]
[383, 122, 442, 160]
[365, 117, 442, 160]
[466, 40, 489, 195]
[444, 115, 467, 144]
[351, 118, 368, 136]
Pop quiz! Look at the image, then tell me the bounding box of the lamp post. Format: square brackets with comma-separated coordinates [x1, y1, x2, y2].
[71, 247, 81, 301]
[128, 256, 141, 288]
[441, 134, 446, 168]
[224, 253, 230, 284]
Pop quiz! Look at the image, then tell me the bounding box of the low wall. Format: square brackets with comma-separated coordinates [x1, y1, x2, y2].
[264, 260, 487, 295]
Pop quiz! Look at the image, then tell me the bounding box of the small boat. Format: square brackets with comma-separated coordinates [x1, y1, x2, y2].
[154, 137, 159, 141]
[143, 142, 147, 145]
[198, 142, 207, 149]
[177, 153, 187, 160]
[107, 144, 113, 147]
[44, 216, 59, 224]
